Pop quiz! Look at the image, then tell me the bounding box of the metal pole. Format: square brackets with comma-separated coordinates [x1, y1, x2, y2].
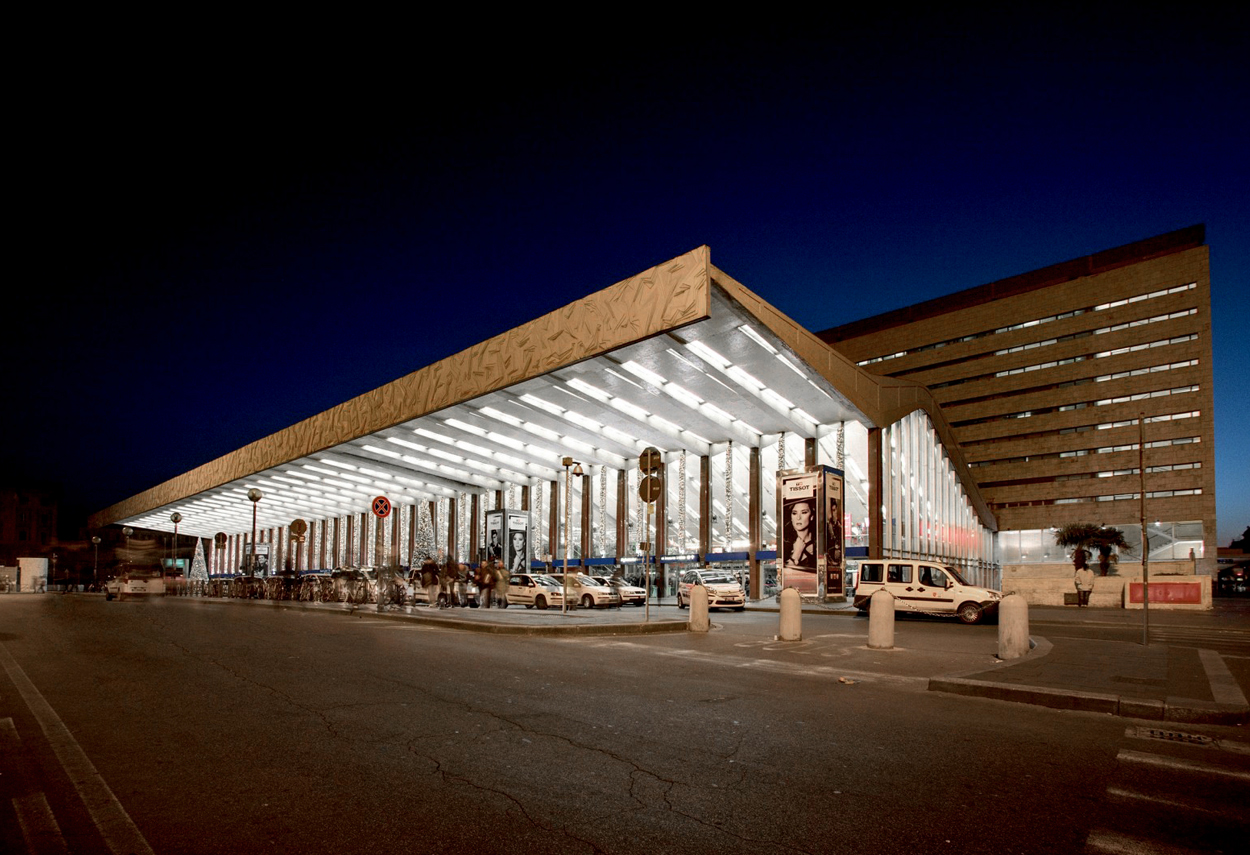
[1139, 414, 1149, 646]
[248, 489, 262, 577]
[171, 513, 181, 583]
[644, 500, 652, 623]
[562, 459, 571, 614]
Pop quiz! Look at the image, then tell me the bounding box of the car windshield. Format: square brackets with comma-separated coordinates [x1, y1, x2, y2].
[944, 566, 970, 586]
[533, 575, 561, 587]
[701, 574, 736, 585]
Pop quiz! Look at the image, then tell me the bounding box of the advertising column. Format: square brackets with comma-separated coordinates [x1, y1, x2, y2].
[487, 509, 530, 575]
[824, 468, 845, 600]
[777, 465, 845, 601]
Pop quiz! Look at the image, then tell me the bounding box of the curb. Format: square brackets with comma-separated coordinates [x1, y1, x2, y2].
[928, 677, 1249, 724]
[211, 596, 693, 637]
[927, 636, 1249, 725]
[353, 607, 692, 637]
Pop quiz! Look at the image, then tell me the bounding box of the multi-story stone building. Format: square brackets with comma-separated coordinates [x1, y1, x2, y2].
[820, 225, 1215, 601]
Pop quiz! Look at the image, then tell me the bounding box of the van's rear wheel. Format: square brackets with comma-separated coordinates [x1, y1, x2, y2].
[957, 602, 983, 625]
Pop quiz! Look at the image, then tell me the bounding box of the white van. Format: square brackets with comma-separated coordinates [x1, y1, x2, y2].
[852, 560, 1000, 625]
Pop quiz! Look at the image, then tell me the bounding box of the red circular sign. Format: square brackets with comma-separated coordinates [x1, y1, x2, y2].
[372, 496, 392, 518]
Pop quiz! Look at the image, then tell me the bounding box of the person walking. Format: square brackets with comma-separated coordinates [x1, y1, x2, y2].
[1074, 550, 1095, 607]
[420, 558, 441, 608]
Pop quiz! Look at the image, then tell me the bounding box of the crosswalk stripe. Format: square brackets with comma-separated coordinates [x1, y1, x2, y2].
[1118, 748, 1250, 782]
[1105, 786, 1226, 818]
[1198, 648, 1248, 705]
[0, 643, 155, 855]
[13, 792, 70, 855]
[1085, 827, 1210, 854]
[1, 716, 19, 751]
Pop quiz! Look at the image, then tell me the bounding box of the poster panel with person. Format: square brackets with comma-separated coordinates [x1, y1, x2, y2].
[488, 509, 530, 575]
[824, 468, 845, 597]
[777, 469, 821, 595]
[777, 466, 845, 600]
[485, 511, 504, 562]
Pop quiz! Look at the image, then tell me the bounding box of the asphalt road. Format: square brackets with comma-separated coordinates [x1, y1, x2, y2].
[2, 595, 1245, 854]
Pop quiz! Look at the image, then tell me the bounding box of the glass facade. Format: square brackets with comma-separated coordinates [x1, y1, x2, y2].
[998, 521, 1205, 565]
[878, 410, 996, 582]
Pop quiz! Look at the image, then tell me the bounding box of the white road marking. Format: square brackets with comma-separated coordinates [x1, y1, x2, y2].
[0, 643, 156, 855]
[14, 791, 70, 855]
[1117, 748, 1250, 782]
[590, 640, 926, 684]
[1105, 786, 1226, 817]
[1085, 827, 1208, 854]
[1197, 648, 1248, 706]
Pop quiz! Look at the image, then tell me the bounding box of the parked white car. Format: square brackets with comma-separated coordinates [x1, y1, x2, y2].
[547, 573, 621, 609]
[677, 570, 746, 611]
[504, 574, 566, 610]
[105, 570, 165, 601]
[852, 560, 1001, 624]
[591, 575, 646, 606]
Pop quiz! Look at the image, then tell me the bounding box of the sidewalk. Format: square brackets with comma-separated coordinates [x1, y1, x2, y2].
[929, 635, 1249, 725]
[140, 593, 1250, 724]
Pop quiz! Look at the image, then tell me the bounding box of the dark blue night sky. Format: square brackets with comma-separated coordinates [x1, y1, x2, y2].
[9, 13, 1248, 543]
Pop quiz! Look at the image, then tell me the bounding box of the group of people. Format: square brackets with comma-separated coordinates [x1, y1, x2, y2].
[414, 558, 510, 608]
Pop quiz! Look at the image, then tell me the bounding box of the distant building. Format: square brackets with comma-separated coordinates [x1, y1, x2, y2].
[0, 485, 59, 563]
[821, 225, 1215, 583]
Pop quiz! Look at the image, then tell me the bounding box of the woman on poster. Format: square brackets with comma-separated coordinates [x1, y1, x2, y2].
[826, 497, 843, 567]
[783, 498, 818, 571]
[507, 530, 527, 575]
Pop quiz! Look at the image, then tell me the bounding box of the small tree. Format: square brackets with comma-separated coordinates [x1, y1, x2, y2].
[1054, 523, 1131, 576]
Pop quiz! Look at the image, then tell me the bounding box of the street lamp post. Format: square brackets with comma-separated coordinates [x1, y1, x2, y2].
[248, 489, 263, 577]
[170, 512, 182, 583]
[122, 527, 133, 572]
[561, 457, 583, 614]
[92, 536, 101, 588]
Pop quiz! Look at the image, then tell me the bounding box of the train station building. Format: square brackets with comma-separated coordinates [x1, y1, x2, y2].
[90, 226, 1215, 604]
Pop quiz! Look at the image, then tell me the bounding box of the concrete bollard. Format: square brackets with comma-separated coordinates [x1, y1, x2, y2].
[689, 585, 710, 632]
[998, 593, 1029, 660]
[778, 587, 802, 641]
[868, 589, 895, 649]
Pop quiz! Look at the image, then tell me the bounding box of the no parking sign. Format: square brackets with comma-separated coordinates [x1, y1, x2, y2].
[372, 496, 392, 518]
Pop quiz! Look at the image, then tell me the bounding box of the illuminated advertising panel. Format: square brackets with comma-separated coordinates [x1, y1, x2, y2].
[487, 509, 530, 574]
[777, 465, 846, 600]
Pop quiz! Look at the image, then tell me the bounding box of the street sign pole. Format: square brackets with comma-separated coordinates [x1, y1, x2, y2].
[637, 447, 664, 622]
[644, 501, 652, 623]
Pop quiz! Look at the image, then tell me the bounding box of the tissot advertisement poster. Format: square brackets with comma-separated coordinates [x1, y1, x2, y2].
[824, 469, 845, 597]
[488, 510, 529, 574]
[778, 469, 820, 595]
[485, 513, 504, 561]
[777, 466, 845, 600]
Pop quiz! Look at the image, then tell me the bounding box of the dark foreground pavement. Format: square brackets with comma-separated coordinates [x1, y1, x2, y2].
[163, 589, 1250, 726]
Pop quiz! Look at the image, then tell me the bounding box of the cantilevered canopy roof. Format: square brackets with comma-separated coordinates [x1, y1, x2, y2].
[93, 246, 980, 539]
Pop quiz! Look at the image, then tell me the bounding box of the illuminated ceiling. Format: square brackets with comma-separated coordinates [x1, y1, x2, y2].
[112, 281, 871, 539]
